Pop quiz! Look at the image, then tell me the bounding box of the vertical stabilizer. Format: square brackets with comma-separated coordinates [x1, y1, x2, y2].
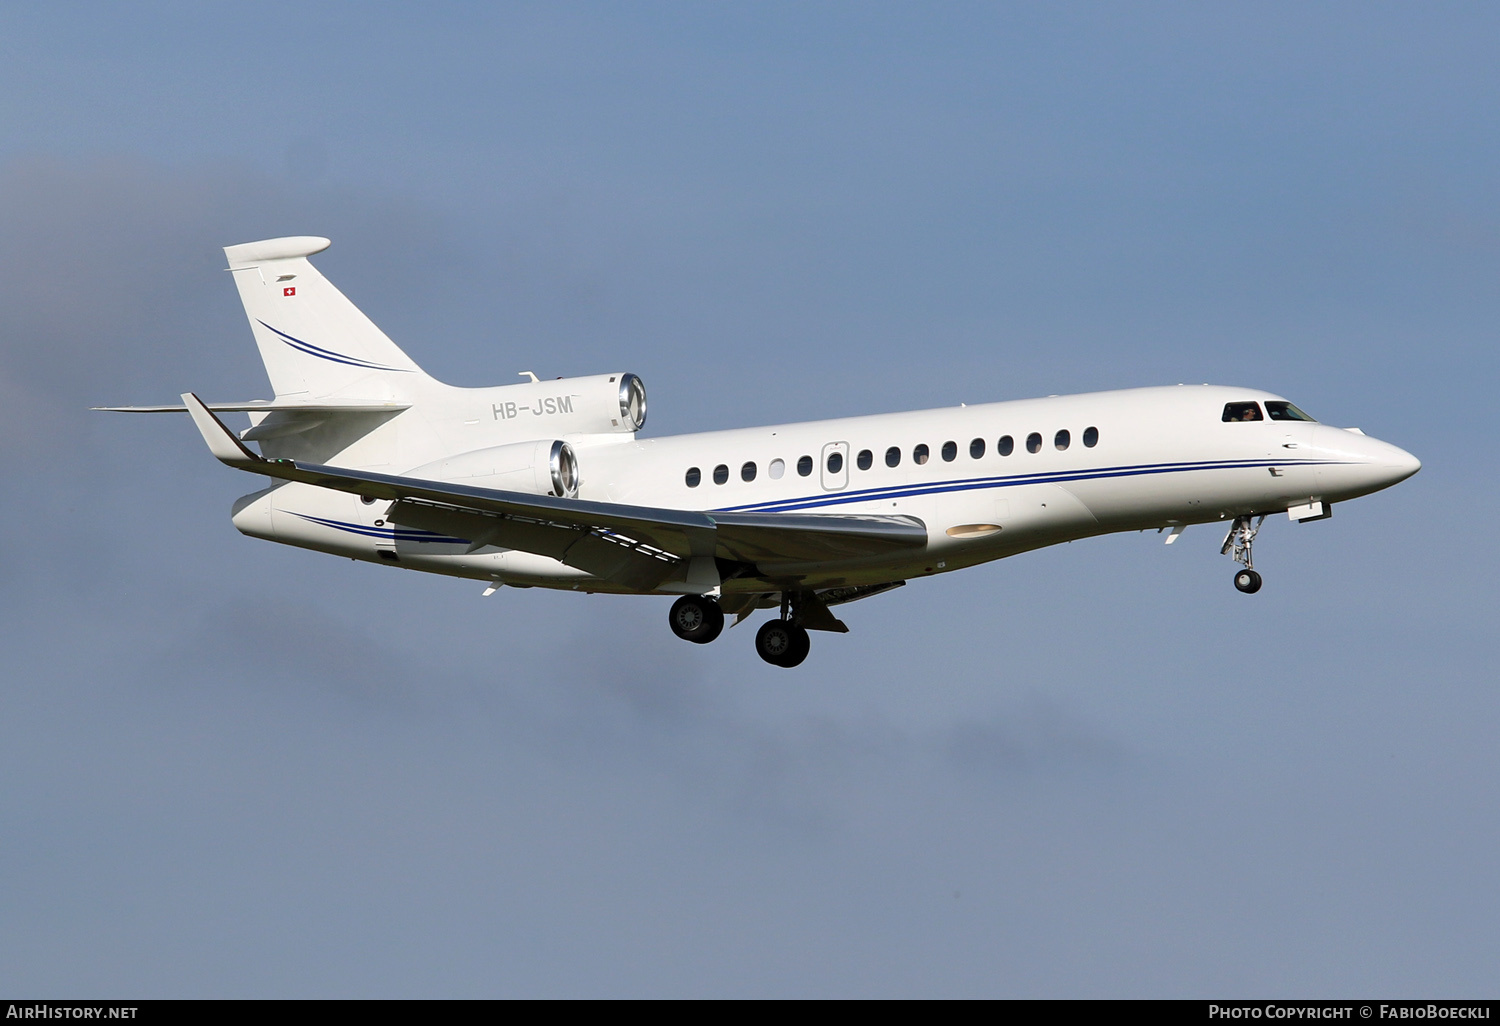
[224, 237, 431, 401]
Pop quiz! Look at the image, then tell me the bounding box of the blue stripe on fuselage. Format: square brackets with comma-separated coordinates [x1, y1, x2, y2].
[287, 511, 468, 544]
[709, 457, 1348, 514]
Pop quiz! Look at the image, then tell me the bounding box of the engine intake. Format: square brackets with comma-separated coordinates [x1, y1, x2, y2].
[618, 372, 646, 431]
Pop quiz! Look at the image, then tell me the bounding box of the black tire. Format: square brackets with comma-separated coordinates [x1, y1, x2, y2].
[668, 595, 725, 644]
[781, 623, 811, 667]
[755, 619, 795, 665]
[1233, 568, 1262, 594]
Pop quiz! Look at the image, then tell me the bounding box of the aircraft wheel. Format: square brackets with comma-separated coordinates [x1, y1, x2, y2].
[1233, 569, 1262, 594]
[781, 623, 811, 667]
[668, 595, 724, 644]
[756, 619, 797, 666]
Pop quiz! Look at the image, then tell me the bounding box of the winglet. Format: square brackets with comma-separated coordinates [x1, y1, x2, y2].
[181, 392, 262, 467]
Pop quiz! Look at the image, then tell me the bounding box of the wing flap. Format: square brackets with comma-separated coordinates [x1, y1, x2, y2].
[712, 511, 927, 564]
[387, 499, 681, 590]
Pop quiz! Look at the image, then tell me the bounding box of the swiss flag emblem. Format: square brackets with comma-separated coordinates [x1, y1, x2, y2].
[283, 286, 296, 297]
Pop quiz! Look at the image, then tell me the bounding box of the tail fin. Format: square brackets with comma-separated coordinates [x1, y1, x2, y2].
[224, 237, 432, 401]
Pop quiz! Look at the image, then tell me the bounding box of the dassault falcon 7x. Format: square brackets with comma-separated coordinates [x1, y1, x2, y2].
[99, 237, 1421, 667]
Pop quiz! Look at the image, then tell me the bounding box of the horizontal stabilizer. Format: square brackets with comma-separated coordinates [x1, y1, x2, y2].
[94, 400, 409, 413]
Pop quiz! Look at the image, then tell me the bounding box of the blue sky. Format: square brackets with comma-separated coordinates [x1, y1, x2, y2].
[1, 3, 1496, 996]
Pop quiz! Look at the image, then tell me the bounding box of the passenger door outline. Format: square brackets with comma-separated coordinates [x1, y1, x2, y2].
[820, 441, 849, 491]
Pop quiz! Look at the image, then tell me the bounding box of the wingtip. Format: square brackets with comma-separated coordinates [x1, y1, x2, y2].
[181, 391, 260, 466]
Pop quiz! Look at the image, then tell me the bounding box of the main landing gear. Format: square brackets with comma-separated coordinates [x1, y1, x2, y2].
[754, 618, 811, 668]
[668, 594, 724, 644]
[1222, 515, 1265, 594]
[664, 592, 820, 667]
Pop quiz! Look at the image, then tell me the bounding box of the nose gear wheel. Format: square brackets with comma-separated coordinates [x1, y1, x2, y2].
[1221, 514, 1266, 594]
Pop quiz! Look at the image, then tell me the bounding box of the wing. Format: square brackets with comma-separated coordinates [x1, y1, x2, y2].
[180, 393, 927, 589]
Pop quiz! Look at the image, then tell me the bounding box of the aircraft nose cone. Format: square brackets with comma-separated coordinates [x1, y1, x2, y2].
[1385, 444, 1420, 480]
[1369, 439, 1421, 489]
[1397, 447, 1420, 477]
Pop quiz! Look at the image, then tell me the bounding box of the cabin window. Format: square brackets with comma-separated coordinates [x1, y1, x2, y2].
[1054, 429, 1070, 451]
[1265, 401, 1316, 422]
[1026, 432, 1042, 453]
[713, 464, 729, 485]
[998, 435, 1014, 456]
[885, 446, 901, 468]
[769, 458, 785, 479]
[1223, 402, 1263, 422]
[685, 467, 701, 488]
[941, 440, 957, 462]
[970, 437, 985, 459]
[913, 444, 930, 465]
[826, 451, 844, 474]
[1083, 426, 1099, 447]
[797, 455, 814, 477]
[741, 461, 757, 482]
[856, 449, 873, 470]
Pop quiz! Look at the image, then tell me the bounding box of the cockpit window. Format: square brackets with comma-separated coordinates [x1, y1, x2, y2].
[1265, 401, 1316, 422]
[1222, 402, 1263, 422]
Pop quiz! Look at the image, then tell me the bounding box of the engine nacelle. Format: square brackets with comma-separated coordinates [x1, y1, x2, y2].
[485, 372, 646, 434]
[408, 438, 580, 498]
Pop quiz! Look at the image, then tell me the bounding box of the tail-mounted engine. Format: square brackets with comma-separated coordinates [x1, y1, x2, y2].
[408, 438, 580, 497]
[485, 372, 646, 434]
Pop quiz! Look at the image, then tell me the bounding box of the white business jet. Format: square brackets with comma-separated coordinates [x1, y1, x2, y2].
[99, 237, 1420, 667]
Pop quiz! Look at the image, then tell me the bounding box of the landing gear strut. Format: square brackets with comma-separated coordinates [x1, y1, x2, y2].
[668, 594, 724, 644]
[753, 592, 817, 667]
[1221, 515, 1265, 594]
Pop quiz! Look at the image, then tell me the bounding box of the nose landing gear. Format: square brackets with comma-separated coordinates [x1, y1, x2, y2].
[1222, 515, 1266, 594]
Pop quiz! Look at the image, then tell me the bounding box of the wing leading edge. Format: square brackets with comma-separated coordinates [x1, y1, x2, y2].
[179, 393, 927, 589]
